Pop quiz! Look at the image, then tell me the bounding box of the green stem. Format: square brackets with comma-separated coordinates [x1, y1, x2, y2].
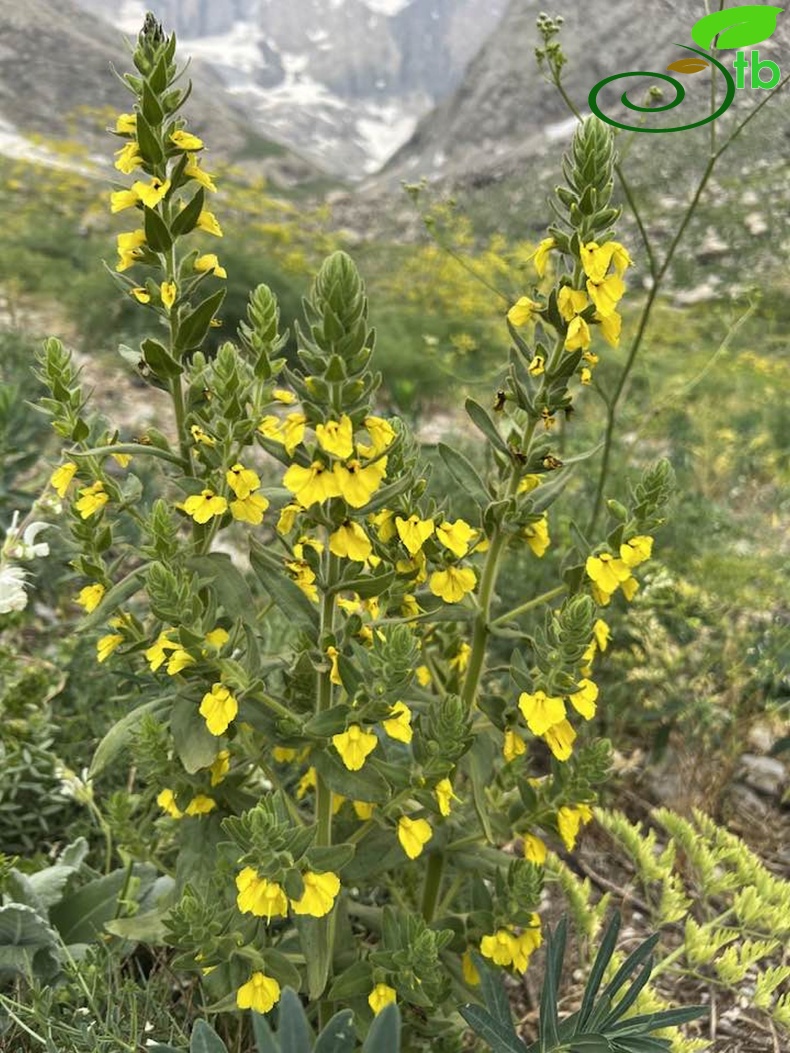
[651, 908, 734, 980]
[489, 584, 567, 628]
[420, 850, 445, 923]
[70, 443, 188, 468]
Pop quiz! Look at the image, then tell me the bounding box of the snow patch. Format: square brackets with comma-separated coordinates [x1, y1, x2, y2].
[356, 106, 417, 172]
[362, 0, 415, 14]
[181, 22, 271, 79]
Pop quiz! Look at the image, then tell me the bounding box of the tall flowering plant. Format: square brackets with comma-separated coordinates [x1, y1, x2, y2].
[37, 16, 673, 1047]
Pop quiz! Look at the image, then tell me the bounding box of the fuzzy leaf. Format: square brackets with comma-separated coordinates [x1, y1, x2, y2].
[362, 1003, 401, 1053]
[438, 443, 489, 508]
[459, 1004, 525, 1053]
[90, 697, 171, 778]
[465, 398, 511, 454]
[190, 1021, 228, 1053]
[314, 1010, 356, 1053]
[174, 289, 226, 354]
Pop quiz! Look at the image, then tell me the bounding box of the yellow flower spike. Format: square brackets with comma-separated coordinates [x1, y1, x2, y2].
[316, 415, 354, 459]
[75, 481, 108, 519]
[76, 583, 105, 613]
[184, 794, 216, 816]
[620, 534, 654, 567]
[190, 424, 216, 447]
[209, 749, 230, 786]
[429, 565, 477, 603]
[196, 209, 223, 237]
[518, 690, 566, 736]
[580, 241, 616, 283]
[370, 508, 397, 542]
[531, 236, 556, 278]
[283, 461, 340, 507]
[329, 521, 372, 562]
[503, 727, 526, 763]
[180, 489, 228, 524]
[383, 701, 413, 744]
[96, 633, 123, 663]
[236, 972, 281, 1014]
[230, 493, 269, 525]
[597, 310, 622, 348]
[226, 463, 261, 500]
[195, 253, 227, 279]
[363, 415, 396, 455]
[568, 678, 598, 720]
[368, 983, 397, 1015]
[480, 929, 515, 967]
[395, 514, 434, 555]
[586, 273, 625, 318]
[144, 630, 176, 672]
[184, 157, 217, 191]
[353, 800, 375, 820]
[333, 458, 386, 508]
[50, 461, 77, 497]
[199, 683, 239, 736]
[397, 815, 432, 859]
[462, 948, 481, 985]
[110, 188, 139, 213]
[511, 918, 543, 971]
[528, 354, 545, 376]
[524, 516, 550, 557]
[436, 518, 476, 558]
[170, 130, 204, 151]
[113, 141, 143, 174]
[166, 647, 195, 675]
[114, 112, 137, 134]
[565, 315, 591, 352]
[156, 788, 183, 819]
[585, 552, 632, 595]
[507, 296, 542, 326]
[557, 285, 588, 322]
[332, 724, 378, 771]
[523, 833, 547, 865]
[160, 281, 177, 311]
[543, 718, 576, 761]
[290, 871, 341, 917]
[131, 177, 170, 208]
[435, 777, 458, 817]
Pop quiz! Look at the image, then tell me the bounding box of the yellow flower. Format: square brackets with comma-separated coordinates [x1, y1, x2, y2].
[287, 560, 318, 603]
[114, 141, 143, 174]
[585, 552, 631, 596]
[610, 242, 632, 276]
[209, 749, 230, 786]
[543, 718, 576, 761]
[184, 158, 217, 191]
[518, 475, 541, 495]
[184, 794, 216, 816]
[523, 833, 547, 864]
[273, 746, 298, 763]
[620, 535, 653, 567]
[116, 229, 146, 271]
[480, 929, 515, 967]
[190, 424, 216, 446]
[565, 315, 591, 352]
[568, 678, 598, 720]
[436, 518, 476, 558]
[429, 565, 477, 603]
[332, 724, 378, 771]
[283, 461, 339, 507]
[333, 458, 386, 508]
[503, 727, 526, 763]
[598, 309, 622, 348]
[166, 647, 195, 675]
[353, 800, 375, 820]
[557, 285, 588, 322]
[507, 296, 542, 326]
[396, 514, 434, 555]
[113, 453, 131, 469]
[580, 367, 592, 385]
[235, 867, 288, 920]
[518, 690, 566, 736]
[199, 683, 239, 736]
[236, 972, 281, 1013]
[114, 112, 137, 134]
[160, 281, 177, 310]
[204, 627, 229, 650]
[50, 461, 77, 497]
[364, 415, 396, 455]
[557, 804, 594, 850]
[181, 489, 228, 524]
[131, 177, 170, 208]
[462, 949, 481, 985]
[110, 188, 139, 213]
[383, 701, 413, 744]
[449, 642, 471, 673]
[586, 273, 625, 318]
[368, 983, 397, 1015]
[580, 241, 615, 283]
[170, 130, 204, 151]
[226, 463, 260, 499]
[435, 777, 458, 817]
[96, 633, 123, 663]
[416, 665, 432, 687]
[290, 870, 341, 917]
[272, 388, 296, 404]
[316, 415, 354, 459]
[156, 788, 182, 819]
[230, 493, 269, 524]
[76, 583, 105, 613]
[326, 645, 343, 687]
[144, 630, 176, 671]
[370, 508, 397, 542]
[621, 576, 639, 602]
[398, 816, 432, 859]
[329, 521, 372, 562]
[75, 481, 108, 519]
[277, 503, 302, 535]
[196, 209, 223, 236]
[195, 253, 227, 279]
[511, 918, 542, 971]
[523, 516, 550, 557]
[528, 354, 545, 376]
[531, 236, 556, 278]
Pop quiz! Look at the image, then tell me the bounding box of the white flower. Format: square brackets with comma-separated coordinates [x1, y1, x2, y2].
[3, 514, 51, 560]
[55, 764, 94, 804]
[0, 564, 28, 613]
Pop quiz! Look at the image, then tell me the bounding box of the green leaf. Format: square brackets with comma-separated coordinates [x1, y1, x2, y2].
[170, 696, 219, 773]
[104, 906, 171, 944]
[314, 1010, 356, 1053]
[468, 736, 495, 843]
[578, 912, 620, 1029]
[90, 697, 171, 778]
[312, 749, 390, 804]
[329, 569, 395, 600]
[171, 186, 205, 237]
[144, 205, 173, 253]
[475, 954, 517, 1031]
[278, 982, 314, 1052]
[459, 1005, 525, 1053]
[145, 1046, 184, 1053]
[190, 1020, 228, 1053]
[142, 79, 165, 125]
[249, 538, 319, 629]
[251, 1013, 279, 1053]
[142, 338, 182, 379]
[609, 1006, 708, 1034]
[175, 289, 226, 353]
[437, 443, 489, 508]
[303, 705, 351, 738]
[260, 948, 302, 992]
[465, 398, 511, 455]
[304, 843, 356, 873]
[362, 1003, 401, 1053]
[691, 5, 782, 49]
[136, 111, 164, 164]
[327, 960, 374, 1000]
[50, 865, 156, 944]
[79, 567, 148, 631]
[187, 553, 257, 625]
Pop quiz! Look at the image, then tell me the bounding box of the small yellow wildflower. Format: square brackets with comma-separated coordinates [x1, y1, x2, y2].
[435, 777, 458, 817]
[462, 949, 481, 985]
[598, 310, 622, 348]
[333, 458, 386, 508]
[226, 463, 260, 500]
[543, 718, 576, 761]
[76, 583, 105, 613]
[110, 188, 139, 213]
[449, 641, 471, 673]
[184, 158, 217, 191]
[568, 678, 598, 720]
[523, 833, 547, 865]
[75, 481, 108, 519]
[160, 281, 177, 310]
[114, 141, 143, 174]
[518, 690, 566, 736]
[528, 354, 545, 376]
[503, 727, 526, 763]
[585, 552, 631, 596]
[396, 514, 434, 555]
[524, 516, 550, 557]
[436, 518, 476, 558]
[364, 415, 396, 454]
[480, 929, 515, 967]
[166, 647, 194, 675]
[50, 461, 77, 497]
[382, 701, 413, 744]
[316, 415, 354, 459]
[199, 683, 239, 736]
[277, 502, 302, 535]
[557, 285, 588, 322]
[397, 815, 432, 859]
[157, 788, 183, 819]
[557, 804, 594, 850]
[353, 800, 375, 820]
[170, 130, 204, 151]
[283, 461, 339, 507]
[620, 535, 653, 567]
[230, 492, 269, 524]
[586, 273, 625, 318]
[196, 209, 223, 236]
[236, 867, 288, 920]
[370, 508, 397, 542]
[507, 296, 541, 326]
[531, 236, 556, 277]
[236, 972, 281, 1013]
[96, 633, 123, 663]
[114, 112, 136, 134]
[184, 794, 216, 816]
[329, 521, 372, 562]
[429, 565, 476, 603]
[194, 253, 227, 279]
[368, 984, 397, 1015]
[190, 424, 216, 446]
[332, 724, 378, 771]
[565, 315, 591, 352]
[209, 749, 230, 786]
[290, 871, 341, 917]
[511, 918, 543, 971]
[131, 177, 170, 208]
[181, 489, 228, 524]
[116, 229, 146, 271]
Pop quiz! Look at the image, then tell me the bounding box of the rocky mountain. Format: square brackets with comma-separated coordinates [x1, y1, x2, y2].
[72, 0, 509, 176]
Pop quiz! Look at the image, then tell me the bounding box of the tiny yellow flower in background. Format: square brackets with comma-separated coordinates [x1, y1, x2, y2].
[184, 794, 216, 816]
[363, 415, 396, 455]
[586, 273, 625, 318]
[557, 285, 588, 322]
[316, 415, 354, 459]
[398, 815, 432, 859]
[184, 157, 217, 191]
[480, 929, 515, 967]
[273, 746, 298, 763]
[75, 481, 108, 519]
[194, 253, 227, 279]
[131, 177, 170, 208]
[368, 983, 397, 1015]
[523, 833, 547, 864]
[620, 534, 654, 567]
[114, 141, 143, 174]
[383, 701, 413, 744]
[593, 618, 611, 652]
[157, 788, 183, 818]
[329, 521, 372, 562]
[112, 451, 132, 467]
[518, 690, 566, 736]
[96, 633, 123, 663]
[543, 718, 576, 761]
[290, 871, 341, 917]
[429, 565, 476, 603]
[204, 627, 230, 650]
[436, 518, 476, 558]
[531, 236, 556, 277]
[507, 296, 541, 326]
[580, 367, 592, 385]
[114, 112, 137, 134]
[272, 387, 296, 404]
[196, 209, 223, 236]
[199, 683, 239, 736]
[160, 281, 177, 311]
[230, 493, 269, 525]
[236, 867, 289, 920]
[181, 489, 228, 524]
[524, 516, 550, 557]
[333, 724, 378, 770]
[518, 474, 541, 494]
[50, 461, 77, 497]
[144, 630, 176, 671]
[568, 678, 598, 720]
[503, 727, 526, 763]
[226, 463, 260, 499]
[435, 777, 458, 817]
[236, 971, 281, 1013]
[287, 560, 318, 603]
[76, 583, 105, 613]
[190, 424, 216, 446]
[284, 461, 340, 507]
[396, 514, 434, 555]
[353, 800, 375, 820]
[209, 749, 230, 786]
[416, 664, 431, 687]
[170, 129, 204, 151]
[276, 503, 301, 535]
[462, 949, 481, 985]
[557, 804, 594, 850]
[333, 458, 386, 507]
[110, 188, 139, 213]
[449, 641, 471, 673]
[565, 315, 591, 352]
